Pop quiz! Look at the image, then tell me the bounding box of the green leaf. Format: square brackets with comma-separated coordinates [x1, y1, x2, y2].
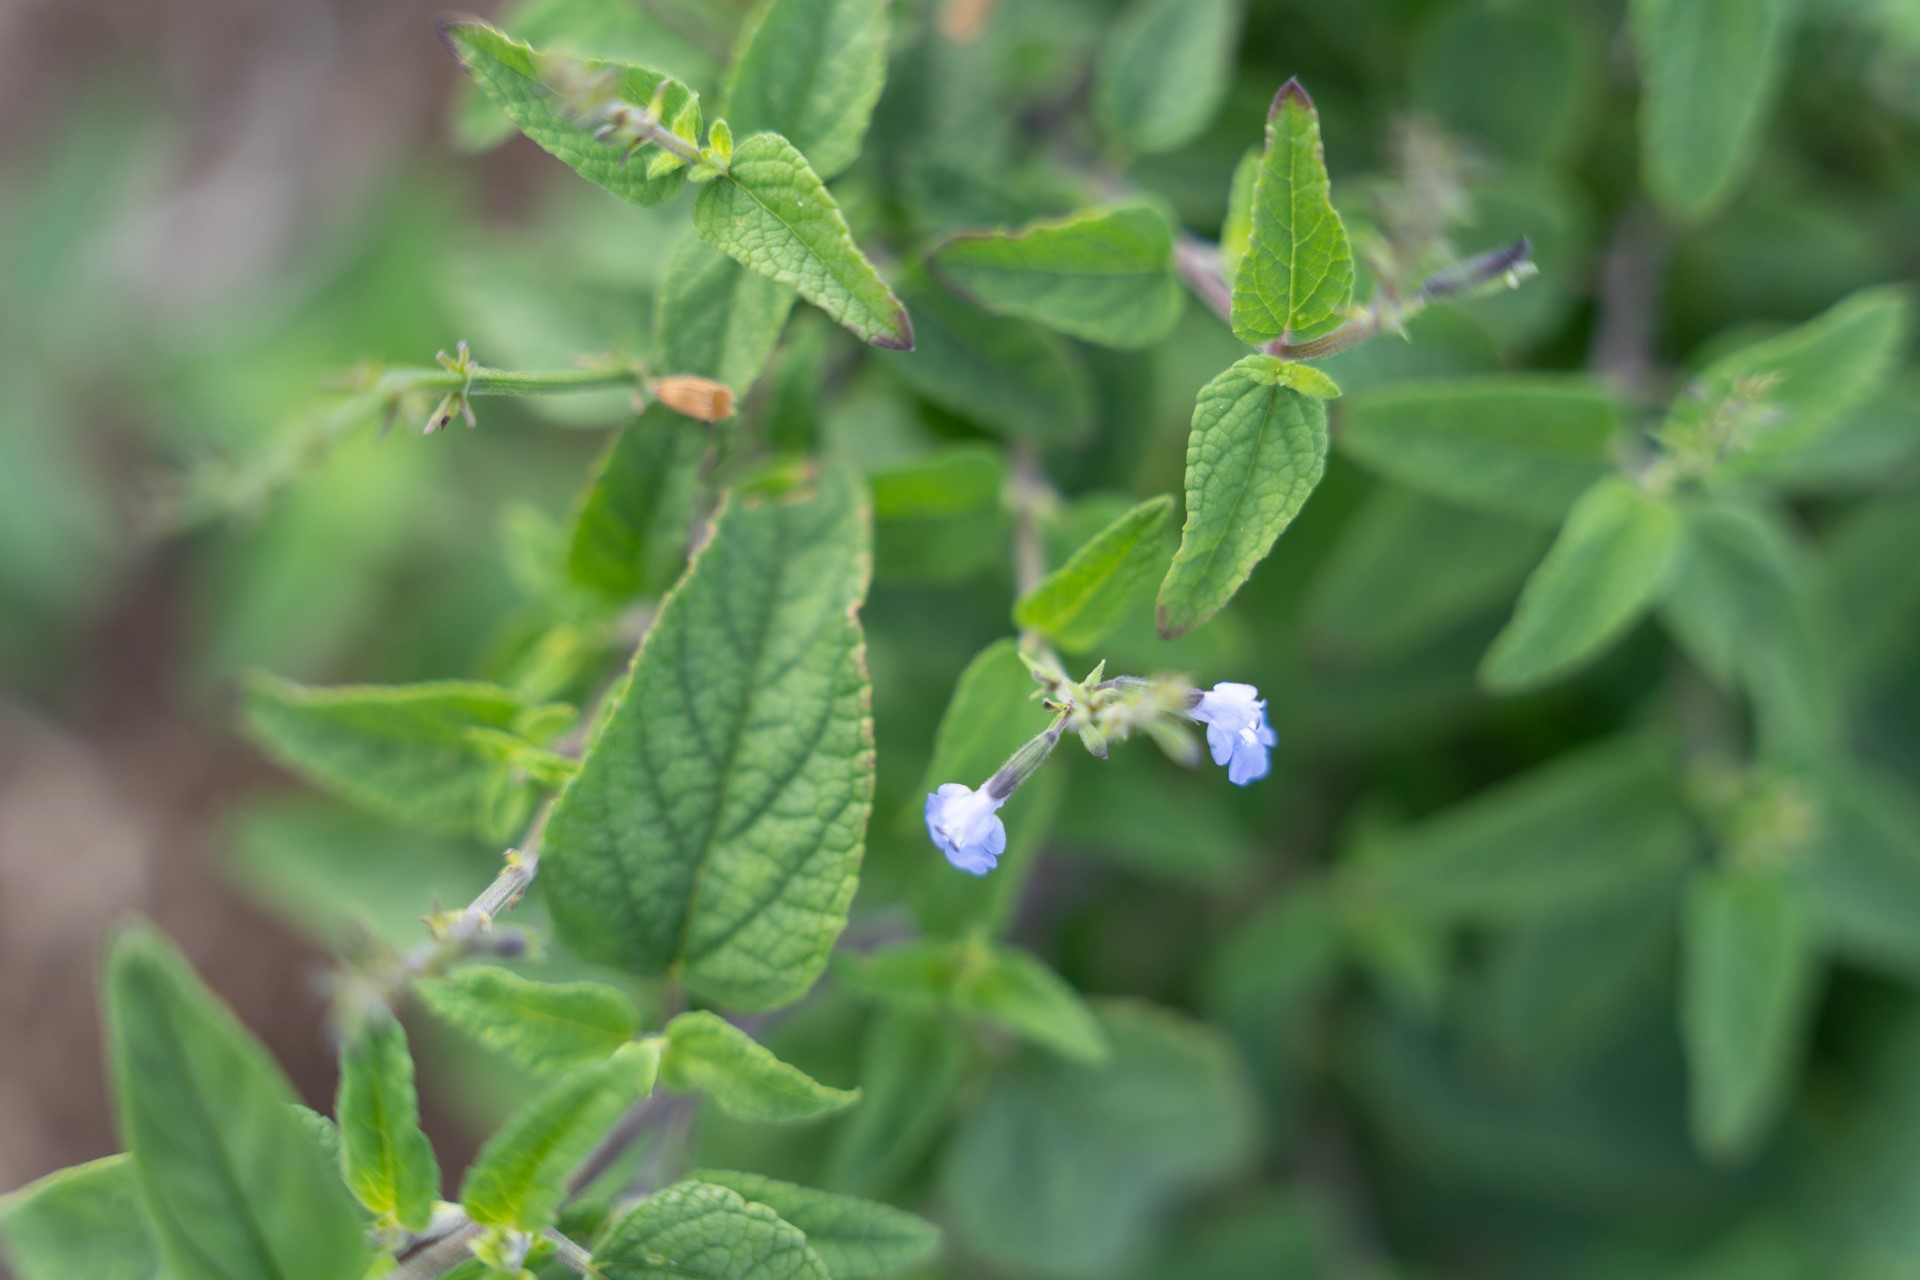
[441, 20, 699, 207]
[877, 274, 1091, 446]
[1229, 79, 1354, 346]
[1664, 286, 1913, 478]
[1202, 881, 1343, 1034]
[1015, 495, 1173, 652]
[1157, 354, 1329, 638]
[541, 468, 874, 1010]
[240, 675, 555, 841]
[415, 966, 641, 1076]
[461, 1040, 661, 1231]
[1335, 376, 1623, 525]
[1796, 769, 1920, 981]
[450, 0, 718, 153]
[867, 445, 1008, 584]
[1681, 864, 1819, 1161]
[1662, 501, 1834, 760]
[0, 1156, 169, 1280]
[1302, 487, 1550, 663]
[1349, 734, 1695, 924]
[838, 938, 1110, 1064]
[660, 236, 797, 393]
[722, 0, 891, 182]
[941, 1001, 1258, 1276]
[1094, 0, 1243, 155]
[660, 1010, 858, 1122]
[1475, 881, 1676, 1075]
[694, 132, 912, 349]
[565, 406, 707, 602]
[1481, 476, 1685, 693]
[1632, 0, 1795, 222]
[688, 1171, 941, 1280]
[1410, 5, 1596, 166]
[594, 1179, 830, 1280]
[104, 923, 369, 1280]
[825, 1012, 968, 1194]
[928, 203, 1186, 349]
[1218, 148, 1258, 290]
[336, 1011, 439, 1231]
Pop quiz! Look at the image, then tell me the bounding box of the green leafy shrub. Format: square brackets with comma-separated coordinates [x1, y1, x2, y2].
[6, 1, 1920, 1278]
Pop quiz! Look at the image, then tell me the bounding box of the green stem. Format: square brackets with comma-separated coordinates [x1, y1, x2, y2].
[382, 363, 642, 398]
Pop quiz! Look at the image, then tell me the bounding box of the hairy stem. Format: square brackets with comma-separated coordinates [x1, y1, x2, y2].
[375, 363, 643, 399]
[390, 1220, 484, 1280]
[542, 1228, 599, 1276]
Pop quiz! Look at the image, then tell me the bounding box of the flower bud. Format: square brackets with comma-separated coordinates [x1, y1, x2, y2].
[650, 375, 737, 422]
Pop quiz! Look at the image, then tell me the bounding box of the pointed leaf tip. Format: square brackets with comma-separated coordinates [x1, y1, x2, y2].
[874, 314, 916, 351]
[435, 16, 478, 64]
[1271, 77, 1313, 118]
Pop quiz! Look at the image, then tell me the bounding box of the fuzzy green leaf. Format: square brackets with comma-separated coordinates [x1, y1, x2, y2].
[1015, 495, 1173, 652]
[1663, 286, 1912, 479]
[838, 938, 1109, 1064]
[1681, 865, 1819, 1161]
[1482, 476, 1685, 692]
[825, 1012, 968, 1194]
[1158, 355, 1329, 638]
[1797, 769, 1920, 980]
[566, 406, 707, 602]
[461, 1040, 661, 1232]
[1094, 0, 1243, 155]
[878, 274, 1091, 446]
[723, 0, 891, 182]
[1229, 79, 1354, 346]
[541, 468, 874, 1010]
[660, 1010, 859, 1122]
[941, 1001, 1258, 1275]
[1632, 0, 1794, 222]
[336, 1011, 440, 1232]
[1302, 488, 1550, 662]
[694, 132, 913, 349]
[929, 203, 1186, 349]
[450, 0, 718, 153]
[689, 1170, 941, 1280]
[867, 445, 1008, 584]
[594, 1180, 831, 1280]
[441, 20, 699, 207]
[1335, 377, 1623, 525]
[0, 1156, 169, 1280]
[240, 675, 558, 841]
[415, 966, 642, 1076]
[660, 236, 798, 393]
[1350, 735, 1694, 924]
[105, 924, 369, 1280]
[1662, 501, 1834, 760]
[1218, 148, 1258, 289]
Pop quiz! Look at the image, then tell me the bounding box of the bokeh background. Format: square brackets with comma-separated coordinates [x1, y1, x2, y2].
[4, 0, 1920, 1276]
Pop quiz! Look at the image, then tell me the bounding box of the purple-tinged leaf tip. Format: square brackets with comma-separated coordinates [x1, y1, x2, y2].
[435, 16, 482, 66]
[1270, 77, 1314, 121]
[872, 313, 916, 352]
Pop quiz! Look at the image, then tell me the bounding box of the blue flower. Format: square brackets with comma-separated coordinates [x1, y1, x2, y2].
[924, 782, 1008, 875]
[1188, 682, 1275, 786]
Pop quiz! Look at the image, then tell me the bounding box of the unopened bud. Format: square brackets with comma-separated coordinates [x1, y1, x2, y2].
[650, 375, 737, 422]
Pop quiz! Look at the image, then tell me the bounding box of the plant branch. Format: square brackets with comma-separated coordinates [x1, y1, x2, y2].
[1008, 441, 1052, 601]
[390, 1219, 484, 1280]
[1174, 233, 1536, 363]
[542, 1228, 599, 1276]
[1588, 202, 1669, 401]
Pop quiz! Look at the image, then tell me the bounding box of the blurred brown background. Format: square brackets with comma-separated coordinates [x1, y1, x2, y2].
[0, 0, 481, 1193]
